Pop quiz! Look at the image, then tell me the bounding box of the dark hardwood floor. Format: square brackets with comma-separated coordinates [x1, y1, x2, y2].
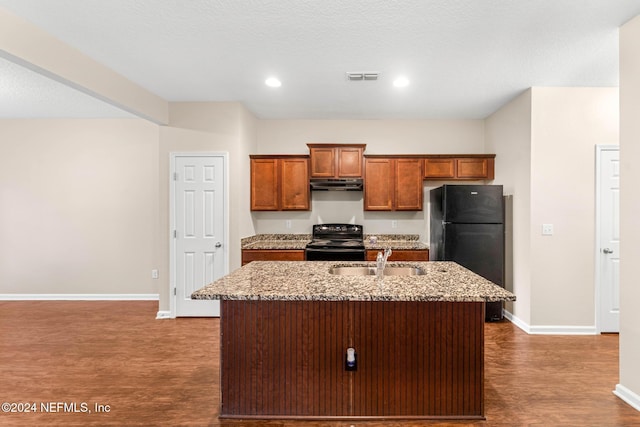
[0, 301, 638, 426]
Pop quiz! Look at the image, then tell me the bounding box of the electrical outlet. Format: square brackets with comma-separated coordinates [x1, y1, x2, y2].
[542, 224, 554, 236]
[391, 220, 398, 229]
[285, 220, 292, 229]
[151, 269, 159, 279]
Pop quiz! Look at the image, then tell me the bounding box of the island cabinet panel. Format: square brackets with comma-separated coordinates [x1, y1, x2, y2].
[220, 299, 485, 420]
[220, 300, 351, 418]
[351, 301, 484, 418]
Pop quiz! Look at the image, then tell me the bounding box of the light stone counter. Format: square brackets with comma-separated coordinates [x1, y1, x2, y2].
[192, 260, 515, 303]
[240, 233, 429, 251]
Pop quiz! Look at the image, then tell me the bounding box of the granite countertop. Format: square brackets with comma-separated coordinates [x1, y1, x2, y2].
[191, 261, 515, 303]
[241, 234, 429, 250]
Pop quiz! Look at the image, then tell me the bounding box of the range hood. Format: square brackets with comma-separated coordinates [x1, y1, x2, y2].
[309, 178, 363, 191]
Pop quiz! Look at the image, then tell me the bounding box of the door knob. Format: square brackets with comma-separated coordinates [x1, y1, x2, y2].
[602, 248, 614, 254]
[215, 242, 222, 248]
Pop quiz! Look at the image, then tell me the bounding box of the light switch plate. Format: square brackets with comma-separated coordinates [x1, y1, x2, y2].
[542, 224, 554, 236]
[391, 220, 398, 229]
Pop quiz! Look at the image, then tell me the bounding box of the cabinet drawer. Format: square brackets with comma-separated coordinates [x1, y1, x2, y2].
[366, 249, 429, 261]
[242, 249, 306, 265]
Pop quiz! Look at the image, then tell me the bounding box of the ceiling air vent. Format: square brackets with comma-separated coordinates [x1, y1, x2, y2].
[346, 72, 380, 81]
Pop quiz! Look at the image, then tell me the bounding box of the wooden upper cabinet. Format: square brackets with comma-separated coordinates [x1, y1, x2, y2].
[307, 144, 366, 178]
[423, 155, 495, 180]
[280, 157, 310, 210]
[250, 158, 279, 210]
[250, 155, 310, 211]
[363, 158, 393, 210]
[456, 157, 494, 179]
[395, 158, 423, 210]
[364, 156, 423, 211]
[423, 158, 456, 179]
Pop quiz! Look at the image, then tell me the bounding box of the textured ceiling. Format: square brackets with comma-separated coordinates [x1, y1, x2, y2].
[1, 0, 640, 120]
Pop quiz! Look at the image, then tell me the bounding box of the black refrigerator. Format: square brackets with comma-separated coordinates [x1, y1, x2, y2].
[430, 184, 505, 321]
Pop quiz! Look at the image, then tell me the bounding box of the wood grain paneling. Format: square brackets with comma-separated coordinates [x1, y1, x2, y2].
[220, 300, 484, 420]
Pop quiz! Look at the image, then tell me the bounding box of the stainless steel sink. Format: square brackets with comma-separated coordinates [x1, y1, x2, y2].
[329, 266, 425, 276]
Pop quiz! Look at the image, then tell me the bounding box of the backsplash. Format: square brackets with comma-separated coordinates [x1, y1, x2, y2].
[252, 190, 431, 242]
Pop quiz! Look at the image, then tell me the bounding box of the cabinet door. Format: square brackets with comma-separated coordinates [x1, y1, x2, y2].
[456, 158, 494, 179]
[250, 158, 279, 210]
[423, 158, 456, 179]
[337, 147, 363, 177]
[364, 158, 393, 210]
[281, 158, 310, 210]
[309, 147, 335, 178]
[395, 158, 423, 210]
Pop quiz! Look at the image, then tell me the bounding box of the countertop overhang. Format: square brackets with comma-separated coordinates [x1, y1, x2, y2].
[191, 261, 515, 303]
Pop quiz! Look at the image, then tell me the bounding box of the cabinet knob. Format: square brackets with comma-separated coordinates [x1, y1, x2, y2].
[602, 248, 614, 254]
[215, 242, 222, 248]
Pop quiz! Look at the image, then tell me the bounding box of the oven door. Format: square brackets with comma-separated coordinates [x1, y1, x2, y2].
[305, 247, 366, 261]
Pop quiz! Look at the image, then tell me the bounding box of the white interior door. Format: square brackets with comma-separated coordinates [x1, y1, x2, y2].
[173, 154, 226, 317]
[598, 146, 620, 333]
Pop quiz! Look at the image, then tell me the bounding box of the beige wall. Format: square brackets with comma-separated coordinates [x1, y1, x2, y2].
[254, 119, 486, 239]
[485, 87, 619, 330]
[530, 87, 619, 327]
[157, 102, 256, 311]
[619, 13, 640, 407]
[0, 119, 160, 295]
[485, 90, 533, 323]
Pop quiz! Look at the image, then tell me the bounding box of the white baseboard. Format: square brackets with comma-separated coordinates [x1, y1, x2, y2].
[156, 310, 173, 319]
[614, 384, 640, 412]
[0, 294, 159, 301]
[503, 310, 597, 335]
[503, 310, 530, 333]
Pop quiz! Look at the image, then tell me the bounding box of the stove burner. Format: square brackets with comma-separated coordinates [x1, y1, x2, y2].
[305, 224, 366, 261]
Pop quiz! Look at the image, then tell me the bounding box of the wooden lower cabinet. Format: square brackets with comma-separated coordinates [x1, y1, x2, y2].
[366, 249, 429, 261]
[241, 249, 305, 265]
[220, 300, 485, 420]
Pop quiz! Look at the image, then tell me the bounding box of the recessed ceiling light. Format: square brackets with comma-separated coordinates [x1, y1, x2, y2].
[265, 77, 282, 88]
[393, 76, 410, 88]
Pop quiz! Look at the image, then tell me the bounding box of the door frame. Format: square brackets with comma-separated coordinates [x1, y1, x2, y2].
[594, 144, 619, 333]
[169, 152, 229, 318]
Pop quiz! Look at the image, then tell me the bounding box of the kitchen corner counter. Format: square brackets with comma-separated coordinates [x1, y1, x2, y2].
[240, 233, 429, 250]
[192, 260, 515, 303]
[241, 234, 310, 250]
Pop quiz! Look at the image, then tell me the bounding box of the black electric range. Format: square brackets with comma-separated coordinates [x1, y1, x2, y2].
[305, 224, 366, 261]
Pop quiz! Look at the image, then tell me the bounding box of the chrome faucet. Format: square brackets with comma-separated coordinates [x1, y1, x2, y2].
[376, 248, 392, 280]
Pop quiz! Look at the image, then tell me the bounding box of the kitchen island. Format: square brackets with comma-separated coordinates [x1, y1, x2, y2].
[192, 260, 515, 421]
